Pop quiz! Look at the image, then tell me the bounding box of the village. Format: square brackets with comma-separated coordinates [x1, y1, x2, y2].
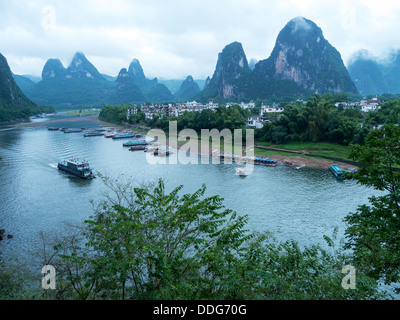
[126, 97, 383, 129]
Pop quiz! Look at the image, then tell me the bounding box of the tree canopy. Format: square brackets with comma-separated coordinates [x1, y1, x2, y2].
[344, 124, 400, 292]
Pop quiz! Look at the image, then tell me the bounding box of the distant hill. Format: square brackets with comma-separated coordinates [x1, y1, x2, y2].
[12, 74, 36, 91]
[23, 53, 114, 107]
[126, 59, 175, 102]
[174, 75, 201, 101]
[347, 50, 388, 96]
[158, 78, 206, 94]
[109, 67, 146, 104]
[0, 53, 52, 121]
[21, 54, 176, 107]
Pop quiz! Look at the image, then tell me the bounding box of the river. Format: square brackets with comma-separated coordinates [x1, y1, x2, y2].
[0, 114, 378, 259]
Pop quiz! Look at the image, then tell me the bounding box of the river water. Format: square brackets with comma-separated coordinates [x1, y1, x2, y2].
[0, 114, 378, 258]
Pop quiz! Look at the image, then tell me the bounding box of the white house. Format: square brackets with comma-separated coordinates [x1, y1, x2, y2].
[260, 105, 284, 116]
[360, 98, 381, 112]
[246, 116, 264, 129]
[126, 107, 138, 120]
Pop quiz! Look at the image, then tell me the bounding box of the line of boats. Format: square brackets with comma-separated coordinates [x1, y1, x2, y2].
[50, 127, 356, 181]
[53, 127, 172, 179]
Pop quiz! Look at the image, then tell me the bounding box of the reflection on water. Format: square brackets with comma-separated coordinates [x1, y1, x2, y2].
[0, 117, 378, 259]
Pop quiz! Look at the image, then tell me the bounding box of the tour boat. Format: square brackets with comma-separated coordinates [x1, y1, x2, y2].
[58, 158, 95, 179]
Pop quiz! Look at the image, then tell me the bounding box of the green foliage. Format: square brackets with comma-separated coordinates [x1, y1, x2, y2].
[256, 94, 366, 145]
[104, 103, 249, 133]
[0, 255, 41, 299]
[42, 178, 253, 299]
[344, 124, 400, 292]
[99, 104, 130, 124]
[364, 99, 400, 127]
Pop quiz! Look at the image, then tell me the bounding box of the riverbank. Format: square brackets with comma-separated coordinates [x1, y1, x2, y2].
[8, 114, 358, 171]
[142, 127, 358, 171]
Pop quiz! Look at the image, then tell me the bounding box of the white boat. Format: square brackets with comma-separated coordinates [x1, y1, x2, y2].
[236, 168, 247, 177]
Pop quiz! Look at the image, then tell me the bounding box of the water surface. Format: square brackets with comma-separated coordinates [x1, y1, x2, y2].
[0, 115, 378, 258]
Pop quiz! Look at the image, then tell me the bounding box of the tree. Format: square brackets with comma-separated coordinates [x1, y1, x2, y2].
[344, 124, 400, 292]
[36, 177, 382, 300]
[44, 177, 252, 300]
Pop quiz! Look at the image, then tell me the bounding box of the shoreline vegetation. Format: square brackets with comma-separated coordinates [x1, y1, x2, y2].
[8, 113, 358, 171]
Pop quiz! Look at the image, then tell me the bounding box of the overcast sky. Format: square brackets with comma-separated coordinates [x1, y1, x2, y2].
[1, 0, 400, 80]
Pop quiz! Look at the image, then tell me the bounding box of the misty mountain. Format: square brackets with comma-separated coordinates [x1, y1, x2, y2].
[347, 50, 388, 96]
[198, 17, 359, 102]
[381, 51, 400, 93]
[254, 17, 358, 95]
[348, 49, 400, 96]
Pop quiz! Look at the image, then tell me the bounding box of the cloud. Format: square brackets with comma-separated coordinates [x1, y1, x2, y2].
[1, 0, 400, 78]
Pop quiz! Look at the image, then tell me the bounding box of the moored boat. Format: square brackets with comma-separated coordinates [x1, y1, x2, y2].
[48, 127, 59, 131]
[63, 128, 83, 133]
[330, 164, 343, 180]
[129, 145, 147, 151]
[84, 130, 104, 137]
[112, 133, 135, 139]
[57, 158, 95, 179]
[254, 157, 279, 166]
[236, 167, 247, 177]
[123, 140, 149, 147]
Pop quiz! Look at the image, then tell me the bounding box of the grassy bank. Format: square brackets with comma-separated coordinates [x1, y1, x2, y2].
[255, 141, 351, 160]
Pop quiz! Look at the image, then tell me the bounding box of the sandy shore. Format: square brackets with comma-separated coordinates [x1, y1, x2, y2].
[14, 114, 104, 128]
